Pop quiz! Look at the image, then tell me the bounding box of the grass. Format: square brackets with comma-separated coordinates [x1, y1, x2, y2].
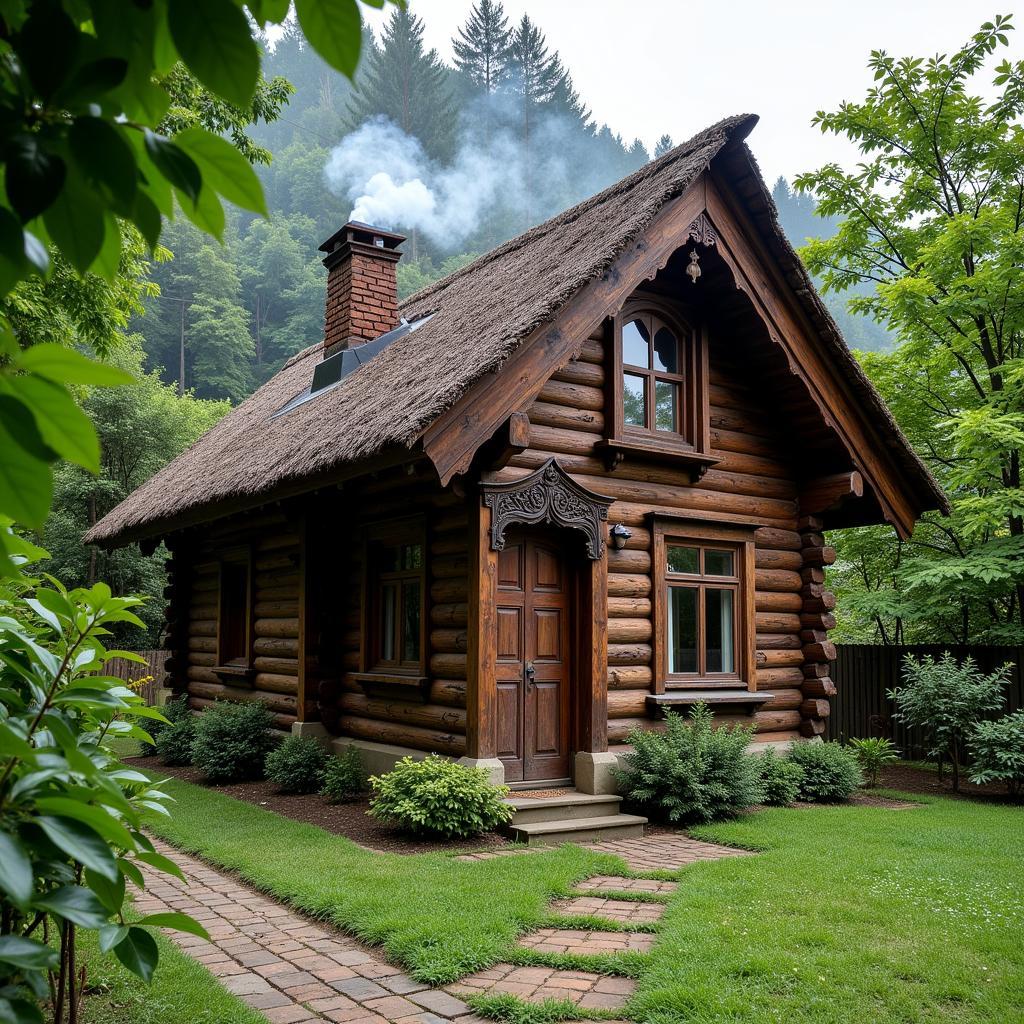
[467, 992, 618, 1024]
[75, 924, 263, 1024]
[145, 775, 1024, 1021]
[144, 775, 622, 984]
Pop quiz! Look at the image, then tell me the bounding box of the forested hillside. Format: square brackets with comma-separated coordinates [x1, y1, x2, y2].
[136, 3, 889, 407]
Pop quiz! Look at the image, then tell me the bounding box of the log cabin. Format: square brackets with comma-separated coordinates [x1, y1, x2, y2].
[87, 115, 945, 833]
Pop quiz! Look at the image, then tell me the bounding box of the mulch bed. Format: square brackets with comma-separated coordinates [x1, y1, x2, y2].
[131, 758, 515, 855]
[878, 762, 1017, 802]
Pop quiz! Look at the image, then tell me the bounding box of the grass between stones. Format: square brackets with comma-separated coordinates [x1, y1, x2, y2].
[466, 992, 620, 1024]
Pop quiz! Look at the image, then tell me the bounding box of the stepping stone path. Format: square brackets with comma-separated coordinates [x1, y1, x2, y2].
[138, 834, 745, 1023]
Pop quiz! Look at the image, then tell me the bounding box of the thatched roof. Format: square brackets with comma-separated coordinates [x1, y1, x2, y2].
[88, 113, 943, 546]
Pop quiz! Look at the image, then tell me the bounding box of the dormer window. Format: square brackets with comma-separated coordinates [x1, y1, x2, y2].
[601, 300, 712, 473]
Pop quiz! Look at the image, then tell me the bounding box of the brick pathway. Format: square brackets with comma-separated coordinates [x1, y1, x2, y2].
[140, 832, 747, 1023]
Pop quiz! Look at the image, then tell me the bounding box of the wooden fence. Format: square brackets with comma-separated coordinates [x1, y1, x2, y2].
[106, 649, 166, 707]
[827, 645, 1023, 758]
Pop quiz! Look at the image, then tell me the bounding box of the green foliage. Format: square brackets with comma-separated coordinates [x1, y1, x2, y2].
[612, 704, 762, 824]
[155, 712, 198, 768]
[756, 748, 804, 806]
[265, 735, 330, 794]
[794, 17, 1024, 644]
[847, 737, 900, 787]
[968, 712, 1024, 796]
[321, 745, 368, 803]
[0, 530, 207, 1019]
[138, 693, 190, 757]
[190, 701, 277, 784]
[786, 741, 864, 802]
[0, 0, 391, 569]
[889, 653, 1011, 790]
[368, 755, 513, 838]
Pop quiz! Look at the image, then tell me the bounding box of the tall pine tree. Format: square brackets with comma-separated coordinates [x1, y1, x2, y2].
[346, 7, 455, 161]
[453, 0, 513, 93]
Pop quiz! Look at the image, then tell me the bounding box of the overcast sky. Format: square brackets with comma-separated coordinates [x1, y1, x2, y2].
[361, 1, 1020, 185]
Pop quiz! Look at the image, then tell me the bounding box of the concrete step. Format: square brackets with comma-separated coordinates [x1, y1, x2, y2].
[506, 793, 623, 824]
[509, 813, 648, 846]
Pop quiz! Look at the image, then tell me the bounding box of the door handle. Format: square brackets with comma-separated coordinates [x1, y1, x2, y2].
[524, 661, 536, 687]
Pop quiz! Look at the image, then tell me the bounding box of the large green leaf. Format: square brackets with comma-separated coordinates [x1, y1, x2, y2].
[8, 375, 100, 473]
[34, 797, 134, 849]
[0, 208, 28, 296]
[0, 994, 45, 1024]
[35, 884, 111, 929]
[0, 935, 59, 971]
[295, 0, 363, 79]
[36, 815, 119, 882]
[167, 0, 259, 109]
[135, 849, 186, 881]
[16, 345, 132, 386]
[42, 175, 105, 274]
[69, 117, 137, 210]
[0, 831, 33, 906]
[0, 395, 58, 463]
[4, 135, 66, 222]
[174, 129, 268, 216]
[143, 131, 201, 204]
[113, 926, 159, 983]
[0, 419, 52, 529]
[139, 911, 210, 940]
[177, 182, 225, 241]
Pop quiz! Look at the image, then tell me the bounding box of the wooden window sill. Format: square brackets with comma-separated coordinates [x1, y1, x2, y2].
[212, 664, 255, 683]
[596, 437, 720, 478]
[647, 689, 772, 711]
[349, 671, 430, 702]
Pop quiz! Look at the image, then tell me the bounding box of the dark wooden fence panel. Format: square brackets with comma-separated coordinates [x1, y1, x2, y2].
[106, 649, 166, 706]
[827, 645, 1023, 758]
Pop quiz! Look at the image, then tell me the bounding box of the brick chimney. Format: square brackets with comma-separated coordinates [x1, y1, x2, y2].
[318, 222, 405, 356]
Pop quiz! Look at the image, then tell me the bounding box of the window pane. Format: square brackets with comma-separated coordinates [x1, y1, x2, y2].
[668, 587, 698, 673]
[704, 549, 734, 576]
[402, 580, 421, 663]
[622, 318, 650, 367]
[377, 544, 399, 573]
[652, 326, 678, 373]
[667, 545, 699, 574]
[623, 373, 646, 426]
[402, 543, 423, 571]
[380, 584, 397, 661]
[654, 380, 677, 432]
[705, 588, 735, 673]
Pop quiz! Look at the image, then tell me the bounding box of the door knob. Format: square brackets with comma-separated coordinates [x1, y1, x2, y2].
[524, 661, 536, 686]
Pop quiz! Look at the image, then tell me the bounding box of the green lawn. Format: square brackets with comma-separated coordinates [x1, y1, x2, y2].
[144, 778, 1024, 1022]
[76, 924, 263, 1024]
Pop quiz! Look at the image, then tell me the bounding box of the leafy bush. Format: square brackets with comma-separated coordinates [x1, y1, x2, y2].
[266, 735, 330, 794]
[847, 736, 900, 787]
[0, 536, 204, 1020]
[613, 704, 762, 824]
[369, 755, 513, 838]
[190, 700, 277, 783]
[889, 653, 1010, 790]
[787, 741, 864, 802]
[145, 693, 192, 760]
[155, 712, 197, 767]
[322, 745, 368, 803]
[756, 749, 804, 806]
[968, 712, 1024, 796]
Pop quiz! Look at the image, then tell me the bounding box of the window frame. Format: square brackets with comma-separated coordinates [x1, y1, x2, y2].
[361, 516, 428, 678]
[651, 518, 756, 693]
[610, 299, 710, 455]
[215, 546, 253, 672]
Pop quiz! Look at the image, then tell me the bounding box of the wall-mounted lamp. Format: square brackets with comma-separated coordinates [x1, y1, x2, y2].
[610, 523, 632, 551]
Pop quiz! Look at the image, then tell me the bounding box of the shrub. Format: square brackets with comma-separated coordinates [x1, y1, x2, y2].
[968, 711, 1024, 796]
[756, 748, 804, 806]
[322, 745, 368, 802]
[266, 735, 330, 793]
[847, 736, 900, 787]
[155, 712, 197, 766]
[613, 703, 762, 824]
[190, 700, 277, 783]
[141, 693, 190, 757]
[889, 653, 1010, 791]
[787, 741, 864, 802]
[369, 755, 513, 838]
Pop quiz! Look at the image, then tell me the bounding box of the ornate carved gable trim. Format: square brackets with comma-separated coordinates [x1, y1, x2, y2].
[685, 212, 718, 248]
[481, 458, 614, 560]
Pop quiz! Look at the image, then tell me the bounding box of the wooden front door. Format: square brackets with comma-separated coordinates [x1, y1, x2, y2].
[495, 532, 572, 783]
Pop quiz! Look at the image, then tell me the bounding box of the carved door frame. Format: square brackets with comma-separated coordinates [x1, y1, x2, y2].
[469, 460, 611, 774]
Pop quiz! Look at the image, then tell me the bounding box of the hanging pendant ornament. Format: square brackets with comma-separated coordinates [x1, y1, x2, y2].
[686, 249, 702, 285]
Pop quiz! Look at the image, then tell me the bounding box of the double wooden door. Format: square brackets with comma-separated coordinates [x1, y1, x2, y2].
[495, 531, 572, 783]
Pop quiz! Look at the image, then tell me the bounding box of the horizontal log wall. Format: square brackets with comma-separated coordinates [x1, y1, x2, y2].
[170, 510, 306, 733]
[317, 468, 469, 756]
[515, 322, 810, 744]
